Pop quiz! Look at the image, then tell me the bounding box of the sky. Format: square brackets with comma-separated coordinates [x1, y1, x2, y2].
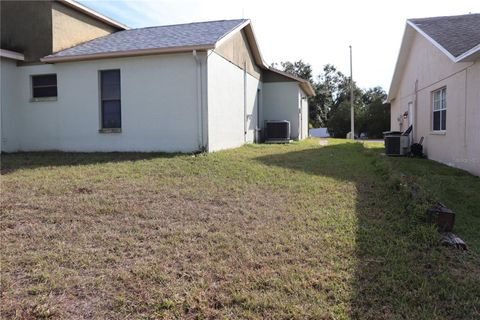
[78, 0, 480, 91]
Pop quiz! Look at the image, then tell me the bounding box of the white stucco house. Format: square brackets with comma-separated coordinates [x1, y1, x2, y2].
[388, 13, 480, 176]
[0, 0, 314, 154]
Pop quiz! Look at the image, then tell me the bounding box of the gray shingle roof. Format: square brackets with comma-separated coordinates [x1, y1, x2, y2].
[46, 19, 247, 58]
[409, 13, 480, 58]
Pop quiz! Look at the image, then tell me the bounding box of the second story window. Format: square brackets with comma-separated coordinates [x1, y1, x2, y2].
[32, 74, 57, 99]
[432, 87, 446, 131]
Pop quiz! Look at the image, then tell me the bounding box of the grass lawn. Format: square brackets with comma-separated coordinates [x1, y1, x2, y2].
[1, 139, 479, 319]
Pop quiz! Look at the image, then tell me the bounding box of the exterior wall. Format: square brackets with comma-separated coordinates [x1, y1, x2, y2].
[1, 58, 21, 151]
[207, 51, 261, 151]
[0, 1, 53, 62]
[214, 30, 262, 80]
[391, 31, 480, 175]
[51, 2, 119, 53]
[0, 1, 120, 63]
[1, 53, 201, 153]
[262, 82, 302, 140]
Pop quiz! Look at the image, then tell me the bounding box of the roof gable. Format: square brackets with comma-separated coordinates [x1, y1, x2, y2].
[408, 14, 480, 60]
[58, 0, 128, 30]
[389, 13, 480, 100]
[43, 19, 248, 62]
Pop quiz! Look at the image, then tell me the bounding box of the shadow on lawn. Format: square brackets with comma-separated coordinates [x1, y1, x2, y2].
[0, 151, 180, 175]
[255, 142, 478, 319]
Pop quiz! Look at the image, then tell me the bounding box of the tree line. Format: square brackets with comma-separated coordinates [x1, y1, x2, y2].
[272, 60, 390, 138]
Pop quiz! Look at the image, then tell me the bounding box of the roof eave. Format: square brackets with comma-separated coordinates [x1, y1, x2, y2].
[214, 19, 251, 48]
[266, 67, 316, 97]
[57, 0, 129, 30]
[406, 20, 458, 62]
[300, 82, 316, 97]
[214, 20, 315, 96]
[455, 44, 480, 62]
[0, 49, 25, 61]
[389, 20, 480, 102]
[41, 44, 216, 63]
[241, 22, 269, 69]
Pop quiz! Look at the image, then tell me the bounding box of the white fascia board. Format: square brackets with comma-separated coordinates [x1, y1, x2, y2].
[58, 0, 129, 30]
[406, 20, 480, 63]
[0, 49, 25, 61]
[406, 20, 457, 62]
[214, 20, 251, 48]
[455, 43, 480, 62]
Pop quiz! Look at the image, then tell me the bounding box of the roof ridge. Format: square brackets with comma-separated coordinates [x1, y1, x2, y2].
[123, 18, 248, 32]
[408, 12, 480, 22]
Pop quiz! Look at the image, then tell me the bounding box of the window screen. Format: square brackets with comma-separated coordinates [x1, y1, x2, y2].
[100, 70, 121, 129]
[32, 74, 57, 98]
[432, 88, 446, 131]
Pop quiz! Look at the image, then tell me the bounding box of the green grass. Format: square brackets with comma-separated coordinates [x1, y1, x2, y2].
[1, 139, 479, 319]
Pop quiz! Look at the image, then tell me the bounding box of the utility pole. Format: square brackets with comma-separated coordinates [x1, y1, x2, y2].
[349, 45, 354, 140]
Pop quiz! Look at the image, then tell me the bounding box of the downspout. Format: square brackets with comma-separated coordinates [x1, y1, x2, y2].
[243, 61, 247, 143]
[464, 68, 468, 148]
[193, 50, 205, 151]
[413, 79, 418, 143]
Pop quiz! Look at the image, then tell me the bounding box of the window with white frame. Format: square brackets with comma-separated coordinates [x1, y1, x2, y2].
[432, 87, 446, 131]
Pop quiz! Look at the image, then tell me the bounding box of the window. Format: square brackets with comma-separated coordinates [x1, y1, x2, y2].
[32, 74, 57, 99]
[100, 70, 121, 129]
[432, 87, 446, 131]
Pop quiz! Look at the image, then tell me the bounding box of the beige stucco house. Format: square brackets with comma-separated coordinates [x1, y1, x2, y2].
[388, 14, 480, 176]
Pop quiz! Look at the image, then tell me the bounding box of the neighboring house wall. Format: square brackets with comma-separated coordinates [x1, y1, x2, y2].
[214, 30, 262, 80]
[263, 82, 303, 140]
[207, 51, 261, 152]
[391, 31, 480, 175]
[0, 1, 53, 62]
[0, 1, 120, 62]
[1, 53, 201, 152]
[51, 2, 119, 53]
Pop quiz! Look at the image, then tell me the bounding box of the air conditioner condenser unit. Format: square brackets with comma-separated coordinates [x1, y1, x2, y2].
[384, 133, 410, 156]
[264, 120, 291, 143]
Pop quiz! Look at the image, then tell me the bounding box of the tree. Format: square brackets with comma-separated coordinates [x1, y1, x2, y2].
[359, 87, 390, 138]
[272, 61, 389, 137]
[319, 65, 363, 137]
[271, 60, 313, 82]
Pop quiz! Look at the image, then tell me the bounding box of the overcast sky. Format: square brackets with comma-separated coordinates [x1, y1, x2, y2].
[78, 0, 480, 91]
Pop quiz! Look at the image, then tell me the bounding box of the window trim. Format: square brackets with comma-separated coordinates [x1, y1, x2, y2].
[431, 87, 446, 133]
[30, 74, 58, 102]
[98, 69, 122, 132]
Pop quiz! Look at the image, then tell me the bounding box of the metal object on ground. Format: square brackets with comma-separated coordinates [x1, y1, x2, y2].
[427, 202, 455, 232]
[440, 232, 467, 250]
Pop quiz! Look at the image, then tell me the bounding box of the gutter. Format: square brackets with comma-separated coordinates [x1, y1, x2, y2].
[41, 44, 215, 63]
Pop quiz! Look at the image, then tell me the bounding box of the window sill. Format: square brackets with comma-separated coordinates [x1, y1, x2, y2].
[30, 97, 57, 102]
[430, 131, 446, 135]
[99, 128, 122, 134]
